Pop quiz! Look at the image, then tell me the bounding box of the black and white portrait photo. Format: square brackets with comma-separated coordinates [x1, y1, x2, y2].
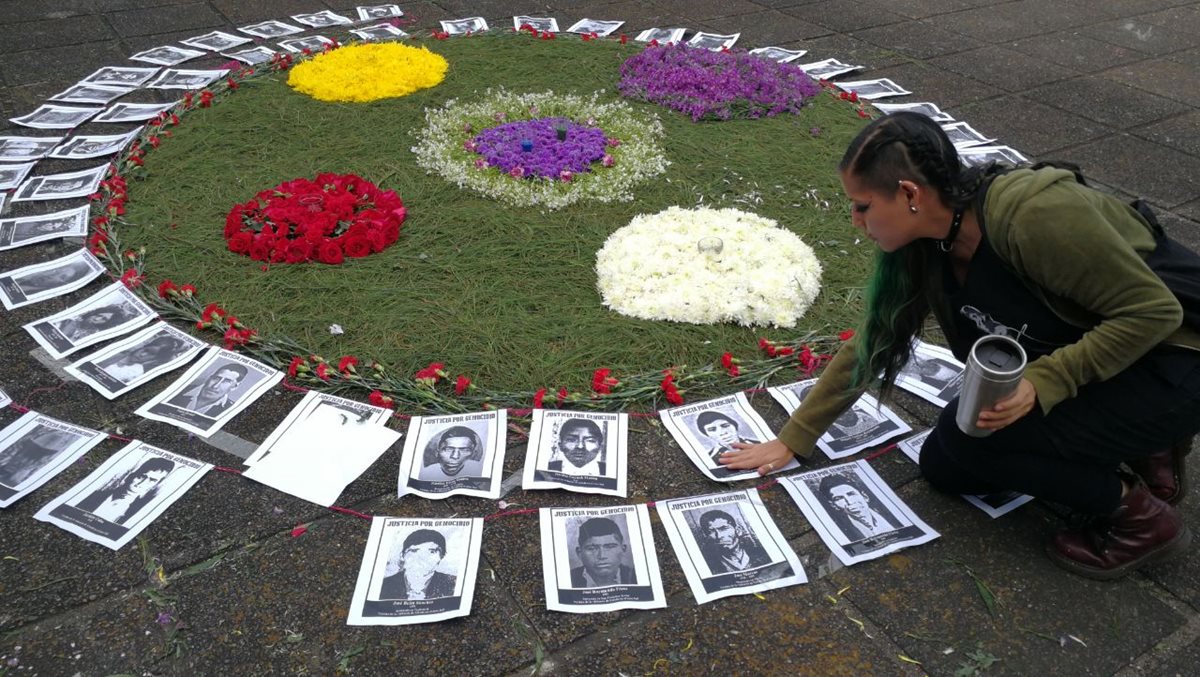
[49, 130, 140, 160]
[130, 45, 205, 67]
[238, 19, 303, 39]
[439, 17, 489, 35]
[80, 66, 160, 88]
[0, 205, 89, 251]
[24, 282, 155, 359]
[523, 410, 628, 496]
[0, 248, 104, 310]
[66, 322, 205, 399]
[93, 102, 176, 124]
[136, 347, 283, 438]
[278, 36, 335, 54]
[13, 164, 109, 202]
[0, 162, 35, 191]
[635, 27, 686, 43]
[49, 83, 133, 105]
[798, 58, 862, 80]
[10, 104, 101, 130]
[894, 430, 1033, 518]
[358, 4, 404, 20]
[768, 380, 911, 459]
[0, 412, 105, 507]
[35, 442, 210, 550]
[540, 506, 666, 613]
[398, 410, 506, 499]
[292, 10, 353, 27]
[0, 135, 62, 162]
[242, 391, 400, 507]
[958, 145, 1029, 168]
[348, 517, 482, 625]
[780, 461, 939, 565]
[657, 489, 806, 604]
[180, 30, 251, 52]
[895, 340, 965, 407]
[873, 101, 955, 122]
[0, 387, 9, 409]
[835, 78, 911, 100]
[513, 16, 559, 32]
[223, 45, 278, 65]
[749, 46, 808, 63]
[350, 24, 407, 41]
[566, 19, 625, 37]
[660, 392, 786, 482]
[686, 32, 740, 51]
[146, 68, 228, 90]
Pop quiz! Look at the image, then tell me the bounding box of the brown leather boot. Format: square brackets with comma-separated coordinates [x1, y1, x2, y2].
[1048, 477, 1192, 581]
[1127, 436, 1194, 505]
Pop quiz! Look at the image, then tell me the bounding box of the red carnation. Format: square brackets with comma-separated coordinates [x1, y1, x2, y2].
[157, 279, 179, 298]
[591, 368, 618, 395]
[120, 269, 144, 288]
[338, 356, 359, 374]
[287, 356, 307, 378]
[369, 390, 395, 409]
[660, 372, 684, 406]
[414, 362, 446, 384]
[532, 387, 547, 409]
[454, 375, 471, 395]
[839, 329, 855, 341]
[315, 363, 331, 381]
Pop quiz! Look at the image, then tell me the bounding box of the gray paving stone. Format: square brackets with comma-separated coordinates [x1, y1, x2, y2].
[1010, 30, 1148, 72]
[555, 0, 683, 30]
[0, 0, 97, 24]
[1154, 209, 1200, 253]
[1103, 58, 1200, 108]
[437, 0, 556, 21]
[1027, 74, 1190, 129]
[700, 10, 834, 45]
[798, 32, 914, 70]
[1175, 198, 1200, 229]
[931, 0, 1095, 43]
[950, 94, 1111, 157]
[0, 40, 129, 89]
[872, 0, 986, 20]
[928, 45, 1077, 93]
[852, 19, 986, 60]
[208, 0, 333, 25]
[1081, 18, 1198, 56]
[104, 2, 227, 39]
[657, 0, 762, 22]
[865, 62, 1005, 109]
[781, 0, 908, 33]
[0, 15, 113, 53]
[1138, 5, 1200, 34]
[828, 487, 1189, 677]
[1169, 47, 1200, 69]
[1055, 134, 1200, 209]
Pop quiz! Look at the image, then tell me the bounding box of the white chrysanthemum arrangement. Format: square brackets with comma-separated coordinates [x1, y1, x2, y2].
[411, 88, 669, 210]
[596, 206, 823, 327]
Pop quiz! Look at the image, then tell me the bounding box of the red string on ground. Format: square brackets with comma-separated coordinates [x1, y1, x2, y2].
[214, 465, 243, 475]
[863, 442, 897, 460]
[483, 507, 539, 522]
[280, 378, 309, 393]
[329, 505, 373, 520]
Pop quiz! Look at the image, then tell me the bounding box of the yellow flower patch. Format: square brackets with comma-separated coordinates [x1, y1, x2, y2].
[288, 43, 448, 103]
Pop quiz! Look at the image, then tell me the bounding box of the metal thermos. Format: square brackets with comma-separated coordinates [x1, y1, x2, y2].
[955, 334, 1027, 438]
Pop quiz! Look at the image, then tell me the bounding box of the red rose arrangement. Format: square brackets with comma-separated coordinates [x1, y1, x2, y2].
[224, 173, 406, 265]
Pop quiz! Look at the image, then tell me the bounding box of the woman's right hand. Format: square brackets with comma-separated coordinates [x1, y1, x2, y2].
[719, 439, 797, 476]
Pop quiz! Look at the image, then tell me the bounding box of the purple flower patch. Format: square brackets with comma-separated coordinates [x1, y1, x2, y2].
[618, 44, 822, 122]
[472, 117, 609, 179]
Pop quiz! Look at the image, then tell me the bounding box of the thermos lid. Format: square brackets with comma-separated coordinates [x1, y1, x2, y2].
[971, 335, 1026, 375]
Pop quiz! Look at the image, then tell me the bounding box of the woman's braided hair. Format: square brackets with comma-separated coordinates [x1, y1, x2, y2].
[838, 112, 999, 396]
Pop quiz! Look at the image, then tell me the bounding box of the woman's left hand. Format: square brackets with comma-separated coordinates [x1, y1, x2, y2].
[975, 377, 1037, 431]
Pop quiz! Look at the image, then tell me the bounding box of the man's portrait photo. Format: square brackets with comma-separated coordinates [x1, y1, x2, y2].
[96, 332, 192, 385]
[167, 362, 251, 417]
[691, 507, 771, 575]
[75, 456, 174, 525]
[0, 426, 77, 489]
[814, 472, 901, 542]
[547, 418, 607, 476]
[830, 406, 884, 439]
[568, 516, 637, 588]
[419, 425, 486, 481]
[693, 411, 759, 467]
[10, 259, 94, 297]
[378, 528, 458, 601]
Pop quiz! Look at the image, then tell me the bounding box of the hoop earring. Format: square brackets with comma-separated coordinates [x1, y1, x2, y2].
[909, 206, 918, 213]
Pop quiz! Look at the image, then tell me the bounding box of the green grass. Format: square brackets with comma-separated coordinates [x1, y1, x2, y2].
[120, 34, 873, 391]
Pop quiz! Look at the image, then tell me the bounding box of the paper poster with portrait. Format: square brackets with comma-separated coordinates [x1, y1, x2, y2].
[565, 19, 625, 37]
[135, 347, 283, 437]
[65, 322, 206, 400]
[539, 505, 666, 613]
[347, 516, 483, 625]
[237, 19, 304, 39]
[0, 248, 105, 310]
[513, 16, 559, 32]
[12, 163, 109, 202]
[894, 429, 1033, 518]
[0, 411, 106, 508]
[397, 410, 507, 500]
[49, 129, 141, 160]
[440, 17, 488, 34]
[895, 340, 965, 408]
[23, 282, 156, 359]
[0, 136, 63, 162]
[358, 5, 405, 21]
[0, 205, 89, 251]
[660, 392, 794, 482]
[767, 379, 911, 459]
[656, 488, 806, 605]
[779, 460, 939, 566]
[0, 386, 10, 408]
[522, 410, 629, 496]
[242, 391, 400, 506]
[34, 441, 210, 550]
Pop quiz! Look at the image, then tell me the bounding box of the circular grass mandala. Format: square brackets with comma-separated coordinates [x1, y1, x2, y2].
[112, 33, 872, 406]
